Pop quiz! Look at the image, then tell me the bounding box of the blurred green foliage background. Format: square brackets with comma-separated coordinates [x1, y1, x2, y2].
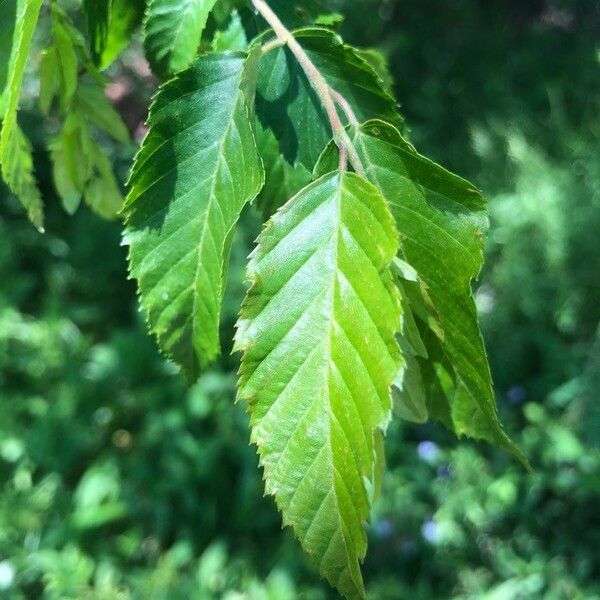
[1, 1, 599, 598]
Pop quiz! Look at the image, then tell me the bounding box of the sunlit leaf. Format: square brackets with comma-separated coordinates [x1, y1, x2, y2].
[0, 0, 17, 113]
[0, 0, 44, 230]
[236, 172, 402, 599]
[316, 121, 527, 464]
[144, 0, 218, 79]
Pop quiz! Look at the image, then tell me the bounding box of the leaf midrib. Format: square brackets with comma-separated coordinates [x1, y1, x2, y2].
[253, 178, 364, 592]
[189, 90, 242, 366]
[323, 180, 363, 595]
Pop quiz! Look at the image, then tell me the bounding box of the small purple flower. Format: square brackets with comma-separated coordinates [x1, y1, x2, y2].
[421, 520, 440, 543]
[417, 440, 440, 463]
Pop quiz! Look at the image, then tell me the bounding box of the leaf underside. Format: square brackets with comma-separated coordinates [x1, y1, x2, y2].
[123, 51, 263, 381]
[236, 172, 402, 599]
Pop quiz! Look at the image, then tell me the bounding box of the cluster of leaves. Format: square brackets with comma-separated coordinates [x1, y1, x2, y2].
[0, 0, 127, 230]
[0, 1, 532, 597]
[0, 151, 597, 598]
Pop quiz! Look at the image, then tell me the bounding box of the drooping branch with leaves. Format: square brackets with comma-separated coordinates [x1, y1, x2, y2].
[0, 1, 528, 597]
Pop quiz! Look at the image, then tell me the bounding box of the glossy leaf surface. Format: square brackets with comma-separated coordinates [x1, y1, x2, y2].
[144, 0, 218, 79]
[124, 52, 263, 380]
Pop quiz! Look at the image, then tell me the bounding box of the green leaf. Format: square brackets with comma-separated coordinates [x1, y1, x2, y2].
[51, 5, 78, 111]
[83, 0, 110, 64]
[75, 83, 130, 143]
[103, 0, 145, 69]
[84, 0, 144, 69]
[390, 264, 429, 424]
[39, 47, 59, 116]
[49, 114, 87, 214]
[123, 52, 264, 381]
[49, 112, 124, 219]
[82, 141, 123, 220]
[256, 28, 404, 170]
[254, 121, 310, 218]
[392, 261, 430, 358]
[0, 0, 17, 112]
[144, 0, 218, 79]
[314, 12, 344, 27]
[61, 8, 105, 84]
[371, 429, 385, 504]
[405, 326, 457, 429]
[0, 0, 44, 231]
[392, 347, 427, 424]
[235, 172, 402, 600]
[256, 43, 290, 102]
[212, 10, 247, 52]
[211, 0, 237, 25]
[317, 120, 527, 464]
